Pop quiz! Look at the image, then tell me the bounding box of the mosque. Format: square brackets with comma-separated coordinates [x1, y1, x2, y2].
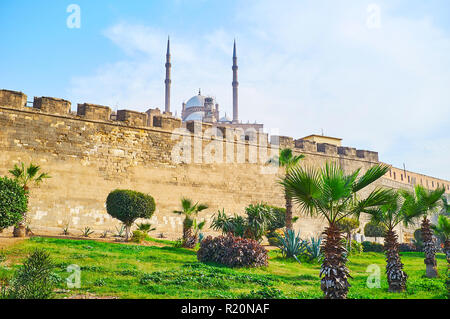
[160, 38, 264, 132]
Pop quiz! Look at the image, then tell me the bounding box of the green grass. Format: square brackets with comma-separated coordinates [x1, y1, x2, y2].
[0, 237, 447, 299]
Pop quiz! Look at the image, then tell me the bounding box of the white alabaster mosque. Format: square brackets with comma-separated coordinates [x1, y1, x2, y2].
[162, 37, 264, 131]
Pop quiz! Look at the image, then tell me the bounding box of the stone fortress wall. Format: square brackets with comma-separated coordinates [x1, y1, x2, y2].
[0, 89, 448, 241]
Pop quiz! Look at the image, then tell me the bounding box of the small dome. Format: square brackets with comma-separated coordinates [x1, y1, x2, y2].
[185, 94, 205, 109]
[184, 111, 205, 121]
[219, 114, 232, 123]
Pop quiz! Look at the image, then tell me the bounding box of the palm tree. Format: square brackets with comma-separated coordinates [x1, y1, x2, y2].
[431, 215, 450, 263]
[9, 162, 50, 237]
[401, 185, 445, 278]
[269, 148, 304, 230]
[366, 191, 415, 292]
[173, 198, 208, 248]
[282, 162, 392, 299]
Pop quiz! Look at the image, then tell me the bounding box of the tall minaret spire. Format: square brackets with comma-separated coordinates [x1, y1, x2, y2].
[232, 39, 239, 123]
[164, 36, 171, 114]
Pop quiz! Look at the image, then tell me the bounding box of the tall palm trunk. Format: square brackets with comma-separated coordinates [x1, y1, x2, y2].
[182, 218, 196, 248]
[384, 229, 407, 292]
[320, 223, 351, 299]
[285, 191, 293, 230]
[421, 216, 438, 278]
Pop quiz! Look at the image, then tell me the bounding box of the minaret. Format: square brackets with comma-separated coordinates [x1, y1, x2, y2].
[232, 39, 239, 123]
[164, 36, 171, 114]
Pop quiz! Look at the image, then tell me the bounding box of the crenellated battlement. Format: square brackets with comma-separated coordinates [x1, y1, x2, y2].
[0, 88, 379, 163]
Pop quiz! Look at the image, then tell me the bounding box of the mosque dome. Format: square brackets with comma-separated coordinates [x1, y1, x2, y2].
[219, 113, 232, 123]
[185, 91, 205, 109]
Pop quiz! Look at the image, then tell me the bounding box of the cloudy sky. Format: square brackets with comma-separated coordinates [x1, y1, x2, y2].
[1, 0, 449, 179]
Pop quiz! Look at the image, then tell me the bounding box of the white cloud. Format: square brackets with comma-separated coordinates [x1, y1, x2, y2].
[68, 0, 450, 180]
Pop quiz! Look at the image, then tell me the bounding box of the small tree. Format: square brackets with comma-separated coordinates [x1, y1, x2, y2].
[0, 177, 28, 231]
[9, 162, 50, 237]
[106, 190, 156, 241]
[173, 198, 208, 248]
[364, 221, 387, 242]
[337, 217, 360, 245]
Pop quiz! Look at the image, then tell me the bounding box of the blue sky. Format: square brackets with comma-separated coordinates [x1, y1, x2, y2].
[1, 0, 449, 180]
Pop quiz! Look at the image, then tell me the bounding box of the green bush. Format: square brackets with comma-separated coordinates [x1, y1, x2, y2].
[362, 241, 384, 253]
[0, 177, 28, 230]
[211, 203, 275, 242]
[106, 189, 155, 240]
[350, 240, 363, 254]
[197, 234, 268, 268]
[1, 249, 57, 299]
[364, 221, 387, 240]
[131, 230, 149, 243]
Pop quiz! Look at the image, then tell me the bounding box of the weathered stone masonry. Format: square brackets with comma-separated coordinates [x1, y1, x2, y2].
[1, 89, 447, 240]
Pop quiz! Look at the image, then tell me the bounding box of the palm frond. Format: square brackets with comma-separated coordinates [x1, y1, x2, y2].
[352, 164, 390, 193]
[352, 187, 395, 216]
[281, 165, 323, 218]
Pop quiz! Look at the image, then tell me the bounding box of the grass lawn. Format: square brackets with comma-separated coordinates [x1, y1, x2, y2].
[0, 237, 447, 299]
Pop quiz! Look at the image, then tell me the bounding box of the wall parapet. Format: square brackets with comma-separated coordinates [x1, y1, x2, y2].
[0, 88, 382, 164]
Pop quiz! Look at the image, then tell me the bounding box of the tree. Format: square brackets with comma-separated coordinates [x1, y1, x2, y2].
[337, 217, 360, 245]
[9, 162, 50, 237]
[431, 215, 450, 263]
[173, 198, 208, 248]
[0, 177, 28, 231]
[401, 185, 445, 278]
[366, 191, 415, 292]
[269, 148, 304, 230]
[282, 162, 392, 299]
[364, 221, 387, 242]
[106, 189, 156, 241]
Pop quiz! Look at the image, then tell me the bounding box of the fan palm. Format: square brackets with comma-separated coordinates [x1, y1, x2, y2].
[269, 148, 304, 230]
[366, 191, 416, 292]
[282, 162, 392, 299]
[9, 162, 50, 237]
[401, 185, 445, 278]
[173, 198, 208, 248]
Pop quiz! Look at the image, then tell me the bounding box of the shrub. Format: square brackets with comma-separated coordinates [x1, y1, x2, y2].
[197, 234, 268, 268]
[362, 241, 384, 253]
[106, 189, 156, 240]
[131, 230, 149, 243]
[306, 237, 323, 262]
[399, 243, 417, 252]
[1, 249, 56, 299]
[350, 240, 363, 254]
[275, 229, 307, 262]
[364, 221, 387, 240]
[211, 203, 275, 242]
[0, 177, 28, 231]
